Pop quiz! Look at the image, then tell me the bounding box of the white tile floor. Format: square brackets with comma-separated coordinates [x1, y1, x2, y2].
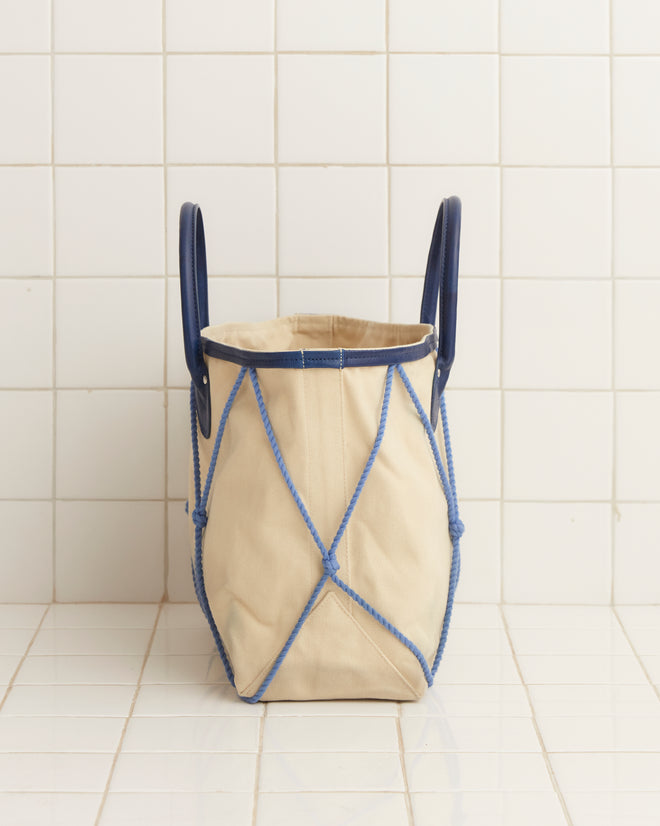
[1, 603, 659, 826]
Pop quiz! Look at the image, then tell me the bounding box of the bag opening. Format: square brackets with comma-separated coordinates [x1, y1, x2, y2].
[202, 314, 435, 353]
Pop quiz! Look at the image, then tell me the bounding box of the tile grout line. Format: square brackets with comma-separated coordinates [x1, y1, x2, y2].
[9, 49, 660, 56]
[612, 607, 660, 703]
[161, 0, 169, 600]
[386, 1, 392, 323]
[609, 0, 617, 606]
[7, 496, 660, 506]
[0, 606, 50, 713]
[9, 161, 660, 169]
[50, 0, 57, 602]
[396, 702, 415, 825]
[93, 603, 163, 826]
[251, 703, 266, 826]
[4, 272, 660, 281]
[5, 385, 656, 393]
[274, 6, 280, 317]
[6, 386, 660, 394]
[498, 0, 505, 604]
[499, 605, 575, 826]
[49, 0, 57, 602]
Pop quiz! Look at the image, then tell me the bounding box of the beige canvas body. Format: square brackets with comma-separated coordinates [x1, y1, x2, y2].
[187, 314, 454, 702]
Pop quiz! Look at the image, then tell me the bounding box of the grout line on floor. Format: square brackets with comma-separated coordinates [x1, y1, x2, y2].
[613, 607, 660, 703]
[396, 701, 415, 825]
[0, 606, 50, 713]
[499, 604, 575, 826]
[251, 703, 266, 825]
[92, 603, 163, 825]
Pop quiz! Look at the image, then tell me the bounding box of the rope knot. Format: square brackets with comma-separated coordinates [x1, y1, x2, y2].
[322, 554, 340, 576]
[191, 506, 208, 529]
[449, 518, 465, 542]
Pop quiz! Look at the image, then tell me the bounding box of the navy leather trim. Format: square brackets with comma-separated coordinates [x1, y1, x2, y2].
[420, 196, 461, 429]
[202, 332, 437, 369]
[179, 202, 212, 438]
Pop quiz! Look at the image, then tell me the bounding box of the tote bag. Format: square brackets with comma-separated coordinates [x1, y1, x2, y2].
[180, 196, 464, 703]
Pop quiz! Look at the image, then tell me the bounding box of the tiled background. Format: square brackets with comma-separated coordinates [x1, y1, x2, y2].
[1, 0, 659, 605]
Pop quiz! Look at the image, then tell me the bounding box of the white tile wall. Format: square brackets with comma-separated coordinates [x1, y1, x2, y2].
[54, 0, 162, 52]
[278, 0, 384, 51]
[389, 0, 497, 52]
[0, 1, 657, 605]
[503, 503, 612, 604]
[501, 0, 609, 54]
[0, 0, 50, 52]
[612, 0, 660, 53]
[167, 0, 273, 52]
[0, 168, 53, 277]
[54, 56, 163, 164]
[279, 167, 388, 276]
[55, 279, 165, 388]
[0, 57, 51, 163]
[504, 392, 612, 501]
[502, 57, 610, 166]
[166, 168, 276, 276]
[502, 168, 611, 278]
[278, 55, 386, 163]
[166, 56, 274, 163]
[613, 59, 660, 165]
[614, 169, 660, 277]
[389, 55, 498, 164]
[0, 281, 53, 388]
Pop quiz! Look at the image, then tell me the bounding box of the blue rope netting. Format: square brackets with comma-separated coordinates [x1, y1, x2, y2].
[188, 363, 464, 702]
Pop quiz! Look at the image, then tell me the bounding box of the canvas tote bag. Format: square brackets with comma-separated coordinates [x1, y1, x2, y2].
[180, 196, 464, 703]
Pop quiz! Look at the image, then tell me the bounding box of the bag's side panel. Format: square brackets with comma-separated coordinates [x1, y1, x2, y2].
[263, 356, 451, 700]
[190, 352, 453, 701]
[340, 354, 452, 667]
[261, 588, 424, 701]
[193, 359, 321, 696]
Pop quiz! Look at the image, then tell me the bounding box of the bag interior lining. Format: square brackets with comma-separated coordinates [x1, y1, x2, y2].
[202, 314, 434, 353]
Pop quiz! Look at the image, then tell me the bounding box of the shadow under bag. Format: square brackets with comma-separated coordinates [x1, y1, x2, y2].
[179, 197, 464, 702]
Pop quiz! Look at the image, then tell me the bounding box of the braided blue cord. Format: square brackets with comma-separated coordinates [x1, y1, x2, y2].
[189, 385, 203, 599]
[331, 574, 433, 686]
[440, 394, 459, 505]
[239, 573, 329, 703]
[395, 364, 454, 509]
[431, 393, 464, 676]
[190, 367, 248, 687]
[244, 365, 434, 697]
[393, 365, 464, 676]
[248, 367, 332, 568]
[200, 367, 248, 510]
[329, 364, 393, 558]
[190, 394, 202, 507]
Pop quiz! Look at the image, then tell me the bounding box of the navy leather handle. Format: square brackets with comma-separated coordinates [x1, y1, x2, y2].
[179, 202, 212, 438]
[420, 196, 461, 429]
